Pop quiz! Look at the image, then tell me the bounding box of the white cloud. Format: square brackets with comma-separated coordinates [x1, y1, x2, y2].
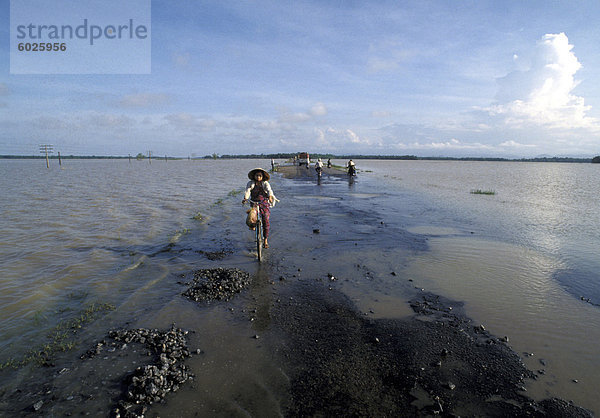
[310, 102, 327, 116]
[487, 33, 598, 130]
[314, 127, 377, 149]
[392, 138, 494, 151]
[346, 129, 361, 143]
[499, 140, 537, 148]
[278, 103, 328, 123]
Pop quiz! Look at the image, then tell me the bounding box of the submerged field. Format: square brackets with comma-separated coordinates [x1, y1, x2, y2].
[0, 159, 598, 416]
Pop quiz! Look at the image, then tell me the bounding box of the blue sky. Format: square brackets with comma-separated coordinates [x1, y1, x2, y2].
[2, 0, 600, 157]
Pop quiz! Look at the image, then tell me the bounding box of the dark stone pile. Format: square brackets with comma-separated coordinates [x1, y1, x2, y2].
[182, 267, 251, 302]
[82, 326, 193, 418]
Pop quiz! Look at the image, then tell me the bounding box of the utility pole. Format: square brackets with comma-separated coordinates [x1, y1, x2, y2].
[39, 144, 53, 168]
[58, 151, 62, 167]
[148, 150, 152, 164]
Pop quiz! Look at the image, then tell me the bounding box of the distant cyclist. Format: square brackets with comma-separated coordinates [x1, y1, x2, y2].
[315, 158, 324, 178]
[347, 159, 356, 176]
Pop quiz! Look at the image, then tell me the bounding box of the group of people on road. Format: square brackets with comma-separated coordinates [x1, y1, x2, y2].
[241, 158, 356, 251]
[314, 158, 355, 176]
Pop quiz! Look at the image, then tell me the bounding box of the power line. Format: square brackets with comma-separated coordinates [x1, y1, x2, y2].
[39, 144, 53, 168]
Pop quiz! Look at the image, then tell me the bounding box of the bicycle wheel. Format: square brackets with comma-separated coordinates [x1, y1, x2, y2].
[256, 220, 263, 261]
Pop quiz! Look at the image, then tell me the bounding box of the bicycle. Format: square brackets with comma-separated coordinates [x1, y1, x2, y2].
[246, 199, 264, 261]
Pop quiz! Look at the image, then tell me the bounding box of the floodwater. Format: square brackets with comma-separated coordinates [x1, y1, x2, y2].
[0, 158, 599, 415]
[358, 159, 600, 412]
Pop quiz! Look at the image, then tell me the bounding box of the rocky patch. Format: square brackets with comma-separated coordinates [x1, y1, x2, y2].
[273, 283, 594, 417]
[82, 326, 193, 418]
[182, 267, 251, 302]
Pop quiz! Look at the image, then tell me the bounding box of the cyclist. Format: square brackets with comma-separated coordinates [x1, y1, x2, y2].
[347, 159, 356, 176]
[315, 158, 324, 178]
[242, 168, 276, 248]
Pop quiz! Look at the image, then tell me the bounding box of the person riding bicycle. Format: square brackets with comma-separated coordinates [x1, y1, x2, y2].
[242, 168, 276, 248]
[315, 158, 324, 177]
[347, 159, 356, 176]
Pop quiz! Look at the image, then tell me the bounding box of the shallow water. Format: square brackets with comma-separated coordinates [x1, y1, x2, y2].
[1, 158, 599, 414]
[0, 159, 261, 356]
[359, 159, 600, 412]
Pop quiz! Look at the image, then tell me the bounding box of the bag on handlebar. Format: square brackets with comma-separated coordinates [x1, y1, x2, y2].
[246, 205, 259, 227]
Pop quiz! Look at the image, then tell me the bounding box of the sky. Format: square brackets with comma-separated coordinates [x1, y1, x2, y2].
[2, 0, 600, 158]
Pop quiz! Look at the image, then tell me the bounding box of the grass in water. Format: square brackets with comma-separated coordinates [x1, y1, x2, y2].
[0, 302, 115, 370]
[470, 189, 496, 195]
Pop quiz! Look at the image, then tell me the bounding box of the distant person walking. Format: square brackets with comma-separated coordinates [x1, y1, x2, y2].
[271, 158, 275, 171]
[327, 158, 332, 168]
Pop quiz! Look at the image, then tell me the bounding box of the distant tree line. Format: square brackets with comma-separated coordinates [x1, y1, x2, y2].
[210, 153, 597, 163]
[0, 155, 130, 159]
[213, 153, 420, 160]
[2, 154, 600, 163]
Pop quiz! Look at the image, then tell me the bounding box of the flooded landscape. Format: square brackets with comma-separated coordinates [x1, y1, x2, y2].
[0, 158, 599, 416]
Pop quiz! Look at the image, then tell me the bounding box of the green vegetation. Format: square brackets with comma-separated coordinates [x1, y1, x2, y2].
[470, 189, 496, 195]
[228, 189, 242, 197]
[0, 302, 115, 370]
[210, 154, 594, 163]
[192, 212, 204, 221]
[592, 156, 600, 163]
[1, 153, 596, 163]
[31, 310, 47, 326]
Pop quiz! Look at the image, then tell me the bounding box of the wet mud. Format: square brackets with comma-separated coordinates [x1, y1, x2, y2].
[273, 282, 592, 416]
